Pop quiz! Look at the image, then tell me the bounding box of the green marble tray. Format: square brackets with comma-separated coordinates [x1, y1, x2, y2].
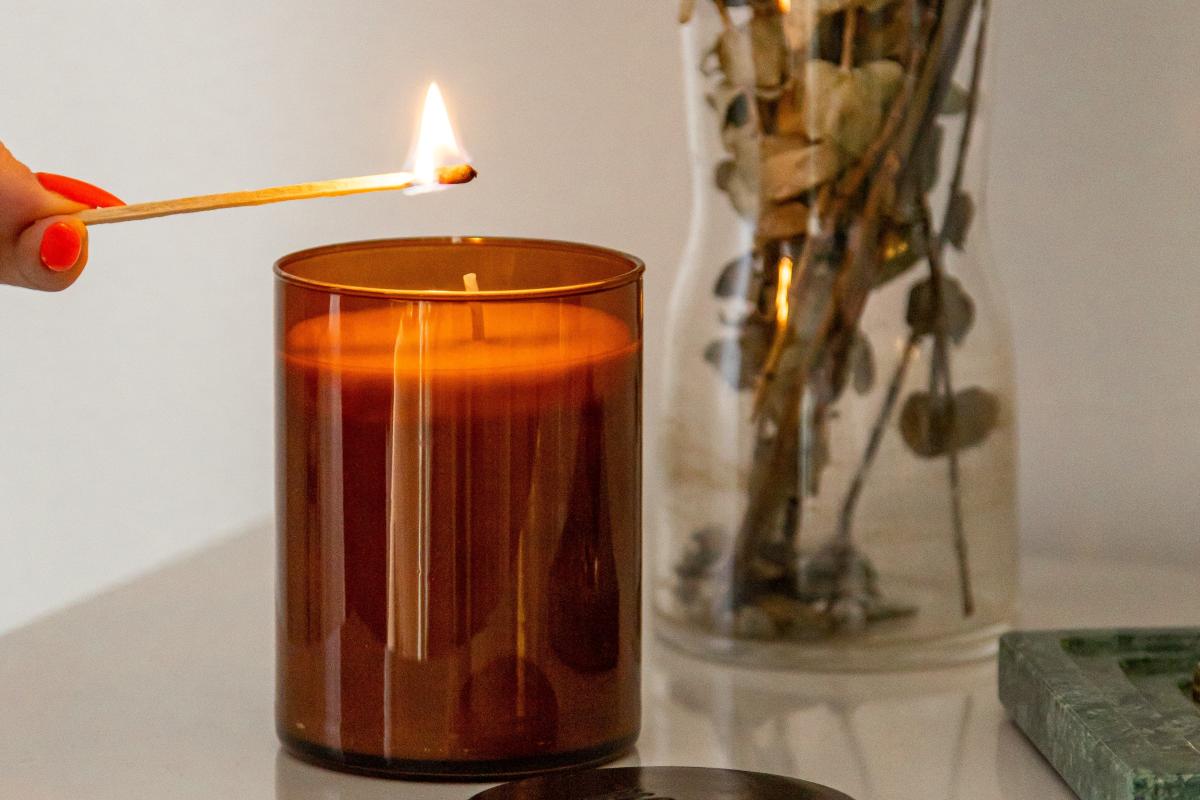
[999, 629, 1200, 800]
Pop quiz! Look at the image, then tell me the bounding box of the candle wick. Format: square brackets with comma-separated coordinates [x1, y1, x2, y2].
[463, 272, 485, 341]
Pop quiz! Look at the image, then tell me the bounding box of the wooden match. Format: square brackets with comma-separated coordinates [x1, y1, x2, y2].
[76, 164, 477, 226]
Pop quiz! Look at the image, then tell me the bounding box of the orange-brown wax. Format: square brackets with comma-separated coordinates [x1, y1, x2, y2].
[277, 299, 641, 775]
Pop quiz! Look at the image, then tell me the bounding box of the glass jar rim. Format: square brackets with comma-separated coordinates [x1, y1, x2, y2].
[274, 236, 645, 301]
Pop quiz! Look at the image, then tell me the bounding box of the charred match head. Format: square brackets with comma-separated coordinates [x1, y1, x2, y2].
[436, 164, 479, 186]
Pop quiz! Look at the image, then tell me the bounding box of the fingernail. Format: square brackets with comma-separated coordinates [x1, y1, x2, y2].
[40, 222, 83, 272]
[35, 172, 124, 208]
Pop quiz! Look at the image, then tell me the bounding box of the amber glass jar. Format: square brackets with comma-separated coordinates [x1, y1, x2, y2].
[275, 238, 643, 779]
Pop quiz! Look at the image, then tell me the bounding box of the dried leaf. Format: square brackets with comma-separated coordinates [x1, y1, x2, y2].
[856, 4, 910, 61]
[715, 159, 737, 192]
[726, 92, 752, 128]
[795, 541, 881, 603]
[860, 59, 904, 107]
[674, 527, 724, 580]
[842, 60, 902, 155]
[774, 87, 806, 136]
[709, 82, 754, 142]
[679, 0, 696, 24]
[761, 133, 808, 159]
[704, 321, 773, 391]
[763, 141, 843, 202]
[798, 59, 902, 158]
[944, 191, 974, 250]
[850, 333, 875, 394]
[727, 181, 761, 219]
[941, 83, 970, 115]
[713, 252, 762, 300]
[875, 249, 921, 288]
[756, 201, 811, 242]
[905, 275, 975, 344]
[899, 387, 999, 458]
[729, 120, 760, 159]
[798, 60, 857, 143]
[751, 14, 789, 90]
[733, 605, 778, 639]
[874, 224, 925, 287]
[718, 26, 757, 89]
[715, 123, 762, 219]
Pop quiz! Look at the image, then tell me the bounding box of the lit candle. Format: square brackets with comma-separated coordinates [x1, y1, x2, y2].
[275, 238, 644, 778]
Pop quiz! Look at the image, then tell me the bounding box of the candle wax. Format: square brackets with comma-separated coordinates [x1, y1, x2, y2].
[277, 299, 641, 773]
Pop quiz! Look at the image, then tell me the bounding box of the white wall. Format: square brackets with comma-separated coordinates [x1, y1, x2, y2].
[1, 0, 1196, 634]
[989, 2, 1200, 568]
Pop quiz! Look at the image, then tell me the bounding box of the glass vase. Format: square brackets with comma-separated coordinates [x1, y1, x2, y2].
[655, 0, 1015, 670]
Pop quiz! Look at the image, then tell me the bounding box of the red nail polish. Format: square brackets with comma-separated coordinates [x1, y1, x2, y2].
[40, 223, 83, 272]
[35, 172, 124, 208]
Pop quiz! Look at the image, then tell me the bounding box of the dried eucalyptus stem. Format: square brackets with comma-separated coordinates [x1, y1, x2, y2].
[921, 196, 974, 616]
[841, 9, 859, 70]
[836, 331, 918, 543]
[926, 0, 991, 617]
[941, 0, 989, 249]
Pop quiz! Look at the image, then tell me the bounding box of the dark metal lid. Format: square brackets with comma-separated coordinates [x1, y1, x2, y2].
[471, 766, 857, 800]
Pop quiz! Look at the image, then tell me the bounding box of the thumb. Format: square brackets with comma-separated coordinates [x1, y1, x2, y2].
[0, 215, 89, 292]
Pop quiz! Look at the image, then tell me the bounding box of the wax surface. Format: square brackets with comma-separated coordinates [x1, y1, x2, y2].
[285, 302, 635, 378]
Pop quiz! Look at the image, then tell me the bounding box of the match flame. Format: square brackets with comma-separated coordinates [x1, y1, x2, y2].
[408, 82, 471, 186]
[778, 0, 791, 13]
[775, 255, 793, 328]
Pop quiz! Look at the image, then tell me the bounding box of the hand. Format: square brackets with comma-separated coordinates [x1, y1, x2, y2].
[0, 142, 123, 291]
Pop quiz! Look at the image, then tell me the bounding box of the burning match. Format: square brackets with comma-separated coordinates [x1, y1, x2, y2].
[77, 83, 475, 226]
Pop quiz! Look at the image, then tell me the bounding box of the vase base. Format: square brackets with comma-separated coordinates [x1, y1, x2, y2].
[654, 610, 1009, 672]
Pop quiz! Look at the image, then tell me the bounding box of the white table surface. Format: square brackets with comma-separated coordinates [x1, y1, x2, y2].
[2, 526, 1196, 800]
